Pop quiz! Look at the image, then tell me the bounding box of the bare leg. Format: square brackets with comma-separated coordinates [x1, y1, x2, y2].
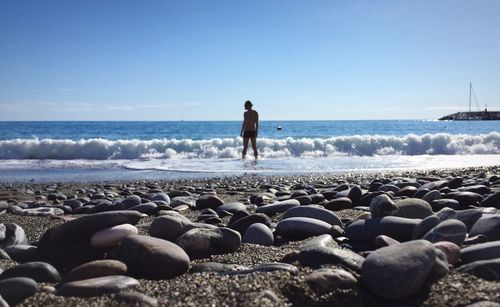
[242, 137, 249, 159]
[251, 137, 258, 159]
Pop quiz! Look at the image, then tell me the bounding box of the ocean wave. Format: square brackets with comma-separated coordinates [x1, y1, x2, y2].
[0, 132, 498, 160]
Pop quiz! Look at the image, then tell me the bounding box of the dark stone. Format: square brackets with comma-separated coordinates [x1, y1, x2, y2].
[41, 211, 145, 243]
[118, 195, 142, 209]
[324, 197, 352, 211]
[275, 191, 291, 198]
[63, 199, 83, 209]
[439, 187, 452, 194]
[255, 199, 300, 216]
[414, 188, 430, 199]
[370, 194, 397, 217]
[198, 216, 222, 224]
[149, 214, 215, 242]
[275, 217, 333, 240]
[333, 184, 350, 192]
[291, 190, 308, 198]
[128, 202, 157, 215]
[481, 191, 500, 208]
[242, 223, 274, 246]
[378, 184, 400, 193]
[4, 245, 39, 263]
[0, 261, 60, 283]
[72, 205, 93, 214]
[469, 215, 500, 241]
[168, 190, 192, 198]
[215, 202, 247, 215]
[362, 240, 438, 298]
[229, 213, 272, 236]
[455, 209, 483, 232]
[0, 277, 38, 305]
[412, 215, 441, 240]
[283, 206, 342, 226]
[85, 201, 115, 214]
[422, 190, 441, 204]
[459, 185, 490, 195]
[196, 195, 224, 210]
[251, 193, 276, 206]
[148, 192, 170, 205]
[115, 235, 190, 280]
[395, 186, 417, 197]
[37, 238, 105, 273]
[54, 204, 72, 214]
[294, 195, 312, 205]
[461, 241, 500, 264]
[227, 210, 251, 227]
[418, 180, 447, 191]
[310, 194, 325, 204]
[48, 193, 67, 201]
[149, 214, 191, 242]
[436, 207, 457, 221]
[447, 177, 463, 189]
[374, 235, 400, 248]
[170, 196, 196, 208]
[346, 216, 421, 243]
[369, 182, 383, 192]
[450, 191, 484, 208]
[321, 190, 338, 200]
[62, 260, 128, 283]
[422, 219, 467, 246]
[457, 258, 500, 281]
[347, 186, 363, 204]
[393, 198, 433, 219]
[176, 227, 241, 257]
[358, 192, 384, 206]
[431, 199, 460, 211]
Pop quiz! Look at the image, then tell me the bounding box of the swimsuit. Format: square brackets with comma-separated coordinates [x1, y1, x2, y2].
[243, 131, 257, 138]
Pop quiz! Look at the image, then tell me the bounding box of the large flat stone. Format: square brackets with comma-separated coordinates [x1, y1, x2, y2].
[43, 211, 145, 243]
[115, 235, 190, 280]
[58, 275, 139, 297]
[362, 240, 438, 298]
[346, 216, 420, 243]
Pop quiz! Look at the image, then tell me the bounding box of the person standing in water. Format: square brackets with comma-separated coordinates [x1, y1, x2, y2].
[240, 100, 259, 159]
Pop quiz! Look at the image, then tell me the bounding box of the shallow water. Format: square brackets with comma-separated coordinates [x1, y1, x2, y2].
[0, 120, 498, 182]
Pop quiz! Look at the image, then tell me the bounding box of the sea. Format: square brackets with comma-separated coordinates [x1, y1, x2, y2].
[0, 120, 498, 182]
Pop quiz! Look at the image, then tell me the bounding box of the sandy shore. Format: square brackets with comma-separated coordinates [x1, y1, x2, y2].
[1, 166, 500, 306]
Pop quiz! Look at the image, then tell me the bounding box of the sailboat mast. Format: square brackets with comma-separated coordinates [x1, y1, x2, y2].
[469, 82, 472, 113]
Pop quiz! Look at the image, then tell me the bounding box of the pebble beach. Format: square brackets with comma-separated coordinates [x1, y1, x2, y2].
[1, 166, 500, 307]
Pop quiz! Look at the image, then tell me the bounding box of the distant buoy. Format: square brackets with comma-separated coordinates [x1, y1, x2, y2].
[277, 126, 282, 130]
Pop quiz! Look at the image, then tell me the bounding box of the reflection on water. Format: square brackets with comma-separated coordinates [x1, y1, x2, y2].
[0, 154, 498, 183]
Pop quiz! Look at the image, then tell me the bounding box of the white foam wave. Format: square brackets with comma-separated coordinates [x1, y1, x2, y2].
[0, 132, 498, 160]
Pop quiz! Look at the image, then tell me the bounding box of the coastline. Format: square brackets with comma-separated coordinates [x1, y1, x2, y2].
[0, 166, 499, 306]
[1, 153, 500, 184]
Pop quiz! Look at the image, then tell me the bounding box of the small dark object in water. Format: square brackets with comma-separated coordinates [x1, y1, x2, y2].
[277, 126, 282, 130]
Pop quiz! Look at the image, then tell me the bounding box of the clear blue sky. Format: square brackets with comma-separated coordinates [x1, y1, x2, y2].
[1, 0, 499, 120]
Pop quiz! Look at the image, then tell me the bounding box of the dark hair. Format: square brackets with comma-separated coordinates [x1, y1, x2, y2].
[245, 100, 253, 106]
